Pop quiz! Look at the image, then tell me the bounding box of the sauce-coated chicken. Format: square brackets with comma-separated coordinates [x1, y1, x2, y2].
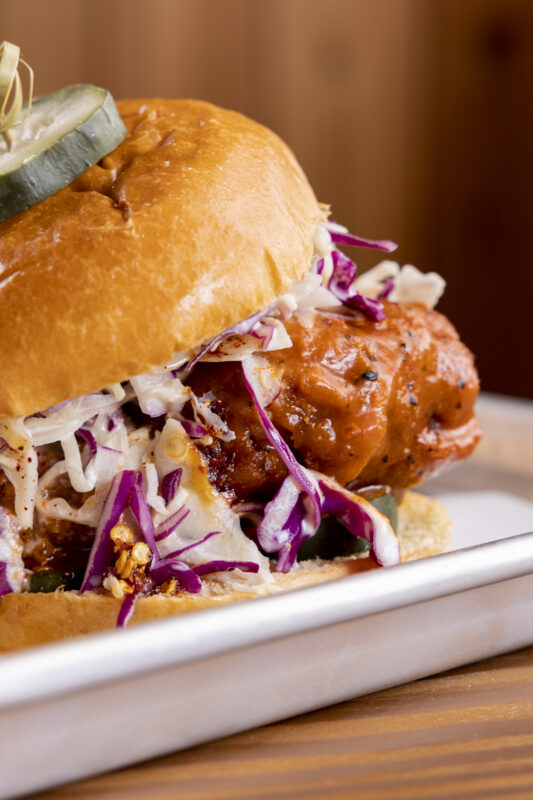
[189, 303, 481, 502]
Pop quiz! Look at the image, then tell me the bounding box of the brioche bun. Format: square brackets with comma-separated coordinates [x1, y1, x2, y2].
[0, 98, 319, 419]
[0, 493, 451, 652]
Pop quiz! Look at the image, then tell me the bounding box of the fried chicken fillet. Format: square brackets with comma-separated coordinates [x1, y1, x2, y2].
[188, 302, 480, 502]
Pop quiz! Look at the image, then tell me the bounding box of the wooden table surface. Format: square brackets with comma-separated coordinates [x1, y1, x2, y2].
[35, 394, 533, 800]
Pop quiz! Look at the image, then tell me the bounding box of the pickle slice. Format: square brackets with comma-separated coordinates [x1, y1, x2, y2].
[0, 84, 126, 222]
[296, 493, 398, 561]
[28, 570, 66, 593]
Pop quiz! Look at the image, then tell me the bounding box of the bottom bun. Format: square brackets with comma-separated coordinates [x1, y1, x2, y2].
[0, 492, 450, 653]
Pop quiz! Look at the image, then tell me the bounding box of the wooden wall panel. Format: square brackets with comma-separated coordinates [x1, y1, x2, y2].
[0, 0, 436, 256]
[0, 0, 83, 92]
[0, 0, 250, 106]
[427, 0, 533, 398]
[0, 0, 433, 265]
[0, 0, 531, 397]
[79, 0, 249, 109]
[264, 0, 435, 268]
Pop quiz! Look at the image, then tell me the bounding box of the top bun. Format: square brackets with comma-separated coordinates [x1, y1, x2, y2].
[0, 99, 319, 419]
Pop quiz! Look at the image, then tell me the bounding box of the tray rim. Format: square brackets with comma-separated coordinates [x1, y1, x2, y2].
[1, 526, 533, 712]
[2, 391, 532, 716]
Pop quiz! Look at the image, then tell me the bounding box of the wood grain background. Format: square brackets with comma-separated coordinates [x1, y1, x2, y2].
[0, 0, 531, 398]
[33, 647, 533, 800]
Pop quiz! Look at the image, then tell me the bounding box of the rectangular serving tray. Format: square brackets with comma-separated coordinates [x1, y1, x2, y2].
[1, 393, 533, 799]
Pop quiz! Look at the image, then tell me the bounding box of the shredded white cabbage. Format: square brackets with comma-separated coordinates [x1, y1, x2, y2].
[0, 418, 37, 528]
[0, 508, 25, 592]
[61, 433, 96, 493]
[25, 394, 123, 447]
[202, 316, 293, 362]
[354, 260, 446, 309]
[107, 383, 126, 401]
[191, 394, 235, 442]
[129, 373, 190, 418]
[36, 461, 105, 526]
[313, 221, 332, 257]
[142, 462, 167, 515]
[153, 419, 270, 587]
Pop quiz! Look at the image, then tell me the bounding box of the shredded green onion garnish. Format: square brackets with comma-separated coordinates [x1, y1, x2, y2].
[0, 41, 34, 144]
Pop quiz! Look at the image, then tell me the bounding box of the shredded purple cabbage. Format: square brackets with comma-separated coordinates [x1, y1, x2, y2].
[47, 399, 70, 415]
[377, 276, 395, 300]
[154, 506, 190, 542]
[161, 468, 183, 506]
[80, 467, 260, 624]
[256, 473, 400, 572]
[80, 470, 137, 591]
[101, 445, 122, 455]
[261, 480, 312, 573]
[149, 529, 260, 598]
[241, 357, 325, 572]
[233, 501, 265, 518]
[250, 320, 279, 349]
[319, 477, 400, 566]
[314, 224, 399, 320]
[0, 563, 10, 597]
[76, 428, 98, 457]
[180, 420, 207, 439]
[108, 409, 124, 432]
[149, 558, 203, 592]
[181, 303, 276, 378]
[329, 229, 397, 252]
[241, 359, 321, 530]
[117, 593, 137, 627]
[163, 530, 221, 559]
[318, 251, 385, 321]
[192, 560, 260, 577]
[129, 473, 160, 564]
[150, 553, 259, 590]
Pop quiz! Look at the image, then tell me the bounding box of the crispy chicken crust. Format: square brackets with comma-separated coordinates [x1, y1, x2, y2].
[189, 303, 481, 501]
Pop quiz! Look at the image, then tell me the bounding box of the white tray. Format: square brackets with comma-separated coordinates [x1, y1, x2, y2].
[2, 392, 533, 798]
[1, 488, 533, 799]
